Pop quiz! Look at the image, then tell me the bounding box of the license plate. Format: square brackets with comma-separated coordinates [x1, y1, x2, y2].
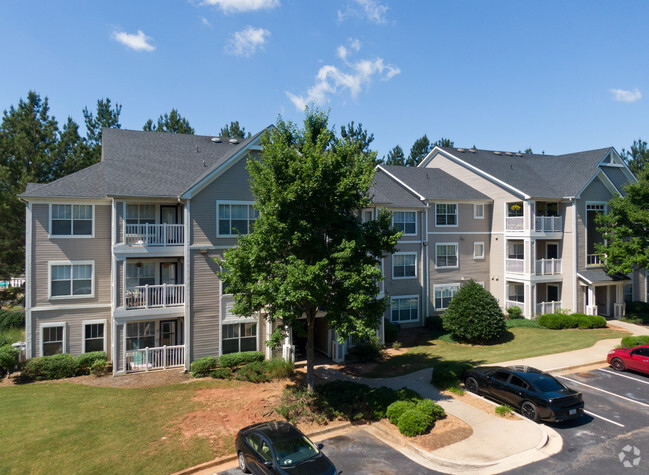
[569, 409, 577, 415]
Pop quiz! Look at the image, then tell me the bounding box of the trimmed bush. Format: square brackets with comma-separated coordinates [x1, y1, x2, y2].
[506, 318, 540, 329]
[395, 386, 423, 402]
[24, 354, 78, 380]
[397, 408, 431, 437]
[575, 314, 606, 329]
[77, 351, 107, 375]
[0, 345, 20, 374]
[0, 310, 24, 333]
[425, 315, 444, 332]
[190, 356, 219, 377]
[90, 359, 108, 377]
[431, 361, 474, 391]
[538, 313, 577, 329]
[416, 399, 445, 423]
[210, 367, 233, 379]
[384, 320, 399, 343]
[366, 386, 399, 420]
[235, 361, 270, 383]
[506, 306, 524, 319]
[386, 400, 416, 425]
[218, 351, 264, 368]
[442, 280, 507, 343]
[621, 335, 649, 347]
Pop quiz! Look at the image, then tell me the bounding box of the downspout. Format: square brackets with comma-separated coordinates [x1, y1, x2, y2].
[423, 203, 429, 323]
[572, 199, 578, 312]
[25, 201, 32, 358]
[184, 200, 191, 371]
[111, 198, 117, 372]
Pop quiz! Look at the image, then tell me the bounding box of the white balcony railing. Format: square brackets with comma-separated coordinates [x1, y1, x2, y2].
[586, 305, 598, 316]
[506, 217, 524, 232]
[614, 303, 625, 319]
[535, 216, 562, 232]
[587, 254, 603, 266]
[125, 224, 184, 246]
[537, 301, 562, 315]
[125, 284, 185, 309]
[505, 300, 524, 310]
[535, 258, 562, 275]
[125, 345, 185, 372]
[506, 259, 525, 273]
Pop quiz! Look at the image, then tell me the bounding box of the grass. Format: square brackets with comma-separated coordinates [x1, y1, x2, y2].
[366, 325, 628, 378]
[495, 405, 513, 417]
[0, 379, 237, 474]
[1, 327, 24, 344]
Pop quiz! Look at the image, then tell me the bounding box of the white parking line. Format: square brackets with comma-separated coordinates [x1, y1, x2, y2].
[583, 409, 625, 427]
[597, 368, 649, 385]
[559, 376, 649, 409]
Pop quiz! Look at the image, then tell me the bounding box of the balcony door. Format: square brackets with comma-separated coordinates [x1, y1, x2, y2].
[161, 206, 178, 225]
[547, 243, 558, 260]
[161, 320, 177, 346]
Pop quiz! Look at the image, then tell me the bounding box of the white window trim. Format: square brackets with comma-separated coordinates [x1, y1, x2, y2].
[435, 202, 459, 228]
[473, 203, 485, 219]
[216, 200, 257, 237]
[435, 242, 459, 269]
[48, 203, 95, 238]
[40, 321, 66, 356]
[82, 319, 107, 353]
[433, 283, 460, 310]
[392, 252, 418, 280]
[473, 242, 485, 260]
[48, 260, 95, 300]
[391, 210, 418, 236]
[390, 295, 419, 323]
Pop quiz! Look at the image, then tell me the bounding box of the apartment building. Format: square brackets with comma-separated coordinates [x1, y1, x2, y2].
[20, 128, 648, 373]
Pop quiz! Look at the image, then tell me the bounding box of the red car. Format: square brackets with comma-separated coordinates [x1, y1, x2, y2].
[607, 345, 649, 374]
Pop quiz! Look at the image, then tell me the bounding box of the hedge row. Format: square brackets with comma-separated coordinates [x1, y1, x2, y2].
[0, 310, 24, 333]
[386, 398, 446, 436]
[190, 353, 293, 382]
[190, 351, 266, 377]
[621, 336, 649, 347]
[0, 345, 21, 374]
[23, 351, 107, 380]
[537, 312, 607, 330]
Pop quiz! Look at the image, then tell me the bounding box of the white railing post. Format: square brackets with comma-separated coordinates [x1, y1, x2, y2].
[145, 347, 150, 371]
[144, 284, 149, 308]
[162, 283, 167, 308]
[163, 346, 167, 369]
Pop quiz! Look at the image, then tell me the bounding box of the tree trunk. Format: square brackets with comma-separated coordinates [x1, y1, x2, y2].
[306, 308, 316, 393]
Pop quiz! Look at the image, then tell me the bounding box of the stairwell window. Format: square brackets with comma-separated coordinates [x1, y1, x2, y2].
[392, 211, 416, 235]
[436, 203, 457, 226]
[50, 204, 93, 237]
[217, 201, 259, 236]
[435, 243, 458, 268]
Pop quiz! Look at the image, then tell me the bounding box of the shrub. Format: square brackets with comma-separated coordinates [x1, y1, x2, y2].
[24, 354, 78, 380]
[506, 306, 524, 319]
[275, 386, 321, 424]
[348, 336, 383, 363]
[384, 320, 399, 343]
[0, 335, 8, 347]
[416, 399, 445, 423]
[627, 301, 649, 319]
[442, 280, 507, 343]
[495, 405, 513, 417]
[366, 386, 399, 420]
[431, 361, 474, 391]
[0, 345, 20, 374]
[425, 315, 444, 332]
[235, 361, 270, 383]
[265, 357, 294, 379]
[210, 367, 233, 379]
[386, 400, 416, 425]
[621, 335, 649, 347]
[0, 310, 24, 333]
[218, 351, 265, 368]
[77, 351, 107, 375]
[506, 318, 540, 328]
[537, 313, 577, 329]
[395, 386, 423, 402]
[392, 341, 402, 350]
[190, 356, 219, 377]
[398, 408, 431, 437]
[90, 359, 108, 377]
[575, 314, 606, 329]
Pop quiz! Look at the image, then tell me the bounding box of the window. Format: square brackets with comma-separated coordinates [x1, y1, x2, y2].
[624, 284, 633, 304]
[42, 324, 65, 356]
[362, 210, 373, 222]
[217, 202, 259, 236]
[126, 204, 155, 225]
[509, 283, 525, 303]
[434, 284, 460, 310]
[492, 371, 510, 383]
[474, 242, 485, 259]
[126, 262, 155, 289]
[390, 296, 419, 323]
[84, 322, 105, 352]
[507, 202, 523, 217]
[392, 211, 416, 235]
[435, 243, 458, 268]
[222, 322, 257, 354]
[508, 242, 524, 259]
[436, 203, 457, 226]
[473, 204, 485, 219]
[509, 375, 529, 389]
[50, 262, 93, 298]
[50, 204, 93, 236]
[126, 321, 155, 350]
[393, 253, 416, 278]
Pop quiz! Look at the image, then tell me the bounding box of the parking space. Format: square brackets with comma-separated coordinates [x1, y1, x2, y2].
[507, 366, 649, 474]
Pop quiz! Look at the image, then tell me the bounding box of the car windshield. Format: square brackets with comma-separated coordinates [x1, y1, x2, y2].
[531, 375, 564, 392]
[272, 435, 320, 467]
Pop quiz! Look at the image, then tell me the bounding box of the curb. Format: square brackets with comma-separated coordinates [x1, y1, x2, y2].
[545, 360, 608, 375]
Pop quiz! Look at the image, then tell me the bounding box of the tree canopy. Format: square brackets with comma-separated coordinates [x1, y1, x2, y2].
[621, 138, 649, 176]
[217, 108, 400, 391]
[143, 109, 194, 134]
[406, 134, 431, 166]
[220, 120, 249, 139]
[384, 145, 405, 166]
[83, 98, 121, 165]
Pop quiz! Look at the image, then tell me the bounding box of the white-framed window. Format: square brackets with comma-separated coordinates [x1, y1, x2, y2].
[392, 253, 417, 279]
[50, 204, 93, 237]
[362, 209, 374, 223]
[509, 283, 525, 302]
[222, 322, 257, 354]
[125, 262, 156, 289]
[83, 320, 106, 353]
[49, 261, 94, 299]
[508, 242, 524, 259]
[41, 322, 66, 356]
[126, 204, 155, 225]
[126, 321, 156, 350]
[435, 203, 457, 226]
[474, 242, 485, 260]
[217, 201, 259, 236]
[392, 211, 416, 235]
[473, 204, 485, 219]
[390, 296, 419, 323]
[435, 243, 458, 268]
[434, 283, 460, 310]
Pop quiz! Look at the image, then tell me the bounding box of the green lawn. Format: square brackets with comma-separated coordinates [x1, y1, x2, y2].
[367, 325, 628, 378]
[0, 380, 227, 474]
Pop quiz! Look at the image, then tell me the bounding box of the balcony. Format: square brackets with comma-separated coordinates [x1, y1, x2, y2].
[125, 224, 184, 247]
[535, 258, 562, 275]
[506, 259, 525, 273]
[537, 301, 562, 315]
[587, 254, 603, 266]
[125, 345, 184, 372]
[125, 284, 185, 309]
[506, 217, 524, 232]
[534, 216, 562, 233]
[505, 300, 524, 310]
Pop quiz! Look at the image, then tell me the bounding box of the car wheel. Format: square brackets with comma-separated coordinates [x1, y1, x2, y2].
[521, 401, 540, 423]
[238, 452, 250, 474]
[611, 358, 626, 372]
[465, 377, 480, 394]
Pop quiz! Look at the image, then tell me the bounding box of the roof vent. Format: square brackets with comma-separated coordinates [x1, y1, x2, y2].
[505, 152, 513, 156]
[515, 153, 523, 157]
[211, 137, 222, 143]
[494, 151, 502, 155]
[456, 148, 465, 152]
[469, 149, 476, 153]
[229, 138, 239, 144]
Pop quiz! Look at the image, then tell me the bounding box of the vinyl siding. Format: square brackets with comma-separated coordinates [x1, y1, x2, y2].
[33, 308, 111, 357]
[576, 176, 613, 272]
[430, 203, 492, 233]
[115, 323, 124, 372]
[115, 200, 124, 244]
[190, 249, 222, 360]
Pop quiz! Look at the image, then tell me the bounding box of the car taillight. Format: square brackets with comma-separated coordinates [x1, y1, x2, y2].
[608, 350, 616, 355]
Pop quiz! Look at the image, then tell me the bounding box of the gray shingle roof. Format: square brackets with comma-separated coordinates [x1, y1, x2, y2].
[20, 162, 106, 199]
[435, 147, 615, 198]
[371, 168, 424, 208]
[380, 165, 490, 201]
[577, 269, 630, 285]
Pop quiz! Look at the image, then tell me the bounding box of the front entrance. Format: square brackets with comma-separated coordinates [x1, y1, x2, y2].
[595, 286, 608, 316]
[291, 318, 330, 361]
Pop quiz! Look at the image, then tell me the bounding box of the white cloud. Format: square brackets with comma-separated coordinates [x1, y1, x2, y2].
[202, 0, 280, 13]
[610, 88, 642, 103]
[286, 42, 400, 111]
[338, 0, 388, 24]
[111, 30, 155, 52]
[225, 26, 271, 57]
[201, 17, 212, 28]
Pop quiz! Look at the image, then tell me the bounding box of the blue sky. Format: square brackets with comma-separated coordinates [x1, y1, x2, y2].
[1, 0, 648, 158]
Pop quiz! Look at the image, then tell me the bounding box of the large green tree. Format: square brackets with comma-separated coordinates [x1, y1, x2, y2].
[83, 98, 121, 165]
[406, 134, 431, 166]
[621, 138, 649, 176]
[143, 109, 194, 134]
[340, 121, 378, 163]
[220, 120, 249, 139]
[384, 145, 405, 165]
[218, 109, 400, 391]
[596, 168, 649, 274]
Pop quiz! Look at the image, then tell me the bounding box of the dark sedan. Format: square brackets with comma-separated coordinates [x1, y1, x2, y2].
[608, 345, 649, 374]
[464, 365, 584, 422]
[235, 421, 337, 475]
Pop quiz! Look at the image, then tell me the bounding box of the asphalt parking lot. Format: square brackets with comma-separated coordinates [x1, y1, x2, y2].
[507, 365, 649, 474]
